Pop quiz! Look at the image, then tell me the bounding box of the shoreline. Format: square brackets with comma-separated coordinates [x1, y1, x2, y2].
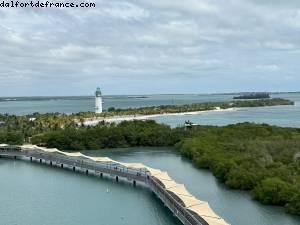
[82, 107, 237, 126]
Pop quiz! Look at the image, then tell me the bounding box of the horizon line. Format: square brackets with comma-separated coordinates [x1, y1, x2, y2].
[0, 91, 300, 98]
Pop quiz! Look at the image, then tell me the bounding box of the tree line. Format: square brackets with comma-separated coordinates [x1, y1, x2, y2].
[0, 98, 299, 216]
[176, 123, 300, 216]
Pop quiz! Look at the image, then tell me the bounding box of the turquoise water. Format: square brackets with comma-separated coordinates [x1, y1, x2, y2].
[1, 93, 300, 128]
[155, 104, 300, 128]
[1, 93, 300, 224]
[154, 93, 300, 128]
[0, 153, 180, 225]
[0, 94, 234, 115]
[1, 147, 299, 225]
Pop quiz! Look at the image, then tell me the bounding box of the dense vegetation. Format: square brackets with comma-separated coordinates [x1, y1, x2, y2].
[0, 98, 292, 144]
[176, 123, 300, 215]
[0, 113, 77, 144]
[233, 93, 271, 99]
[12, 121, 300, 215]
[31, 120, 185, 150]
[0, 98, 299, 216]
[83, 98, 292, 117]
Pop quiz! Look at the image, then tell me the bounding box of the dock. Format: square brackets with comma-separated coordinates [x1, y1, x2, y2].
[0, 144, 230, 225]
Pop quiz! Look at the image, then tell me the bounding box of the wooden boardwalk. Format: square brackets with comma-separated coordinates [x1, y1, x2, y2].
[0, 145, 225, 225]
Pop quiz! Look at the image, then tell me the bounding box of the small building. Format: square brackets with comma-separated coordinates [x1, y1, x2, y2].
[184, 121, 198, 130]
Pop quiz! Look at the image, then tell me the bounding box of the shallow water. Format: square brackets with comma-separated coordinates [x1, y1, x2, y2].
[1, 93, 300, 225]
[0, 94, 234, 115]
[1, 93, 300, 128]
[1, 147, 299, 225]
[0, 155, 180, 225]
[152, 93, 300, 128]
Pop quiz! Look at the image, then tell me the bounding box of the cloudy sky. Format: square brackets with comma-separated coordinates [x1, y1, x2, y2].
[1, 0, 300, 96]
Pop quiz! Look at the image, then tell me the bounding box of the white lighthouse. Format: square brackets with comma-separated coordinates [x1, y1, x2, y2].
[95, 87, 103, 113]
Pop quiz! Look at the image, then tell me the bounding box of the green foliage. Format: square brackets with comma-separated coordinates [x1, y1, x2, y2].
[286, 192, 300, 215]
[0, 98, 293, 143]
[233, 93, 270, 99]
[175, 123, 300, 215]
[0, 98, 298, 215]
[225, 166, 260, 190]
[95, 98, 293, 117]
[32, 120, 179, 150]
[107, 107, 116, 112]
[0, 131, 24, 145]
[252, 178, 294, 205]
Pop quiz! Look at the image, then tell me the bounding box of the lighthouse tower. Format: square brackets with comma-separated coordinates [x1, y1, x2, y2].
[95, 87, 102, 113]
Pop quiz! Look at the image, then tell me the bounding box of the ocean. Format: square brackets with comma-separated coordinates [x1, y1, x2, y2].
[0, 93, 299, 127]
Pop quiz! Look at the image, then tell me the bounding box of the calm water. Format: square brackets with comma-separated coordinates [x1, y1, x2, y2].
[1, 93, 300, 128]
[1, 94, 300, 224]
[0, 147, 299, 225]
[0, 94, 234, 115]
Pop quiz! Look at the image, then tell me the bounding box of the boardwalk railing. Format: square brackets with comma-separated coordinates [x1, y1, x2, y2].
[0, 146, 224, 225]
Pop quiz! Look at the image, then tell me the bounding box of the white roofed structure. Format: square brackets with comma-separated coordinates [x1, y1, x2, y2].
[14, 144, 230, 225]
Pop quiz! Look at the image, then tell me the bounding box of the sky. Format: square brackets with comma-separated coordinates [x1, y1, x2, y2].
[0, 0, 300, 96]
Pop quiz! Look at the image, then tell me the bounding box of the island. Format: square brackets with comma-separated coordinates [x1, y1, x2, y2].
[233, 92, 271, 99]
[75, 97, 293, 120]
[0, 98, 299, 216]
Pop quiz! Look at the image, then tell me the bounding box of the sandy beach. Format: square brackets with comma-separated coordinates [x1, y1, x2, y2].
[82, 108, 237, 126]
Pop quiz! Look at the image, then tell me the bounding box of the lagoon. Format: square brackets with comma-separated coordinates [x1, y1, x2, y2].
[1, 147, 299, 225]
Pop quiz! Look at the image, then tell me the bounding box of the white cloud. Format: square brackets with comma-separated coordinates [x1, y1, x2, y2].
[101, 2, 149, 21]
[264, 41, 295, 50]
[0, 0, 300, 95]
[49, 45, 110, 62]
[256, 64, 281, 72]
[144, 0, 219, 14]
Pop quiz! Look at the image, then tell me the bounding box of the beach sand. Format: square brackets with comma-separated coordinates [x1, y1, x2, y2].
[82, 108, 237, 126]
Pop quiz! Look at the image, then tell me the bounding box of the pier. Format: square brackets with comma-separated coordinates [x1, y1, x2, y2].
[0, 144, 229, 225]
